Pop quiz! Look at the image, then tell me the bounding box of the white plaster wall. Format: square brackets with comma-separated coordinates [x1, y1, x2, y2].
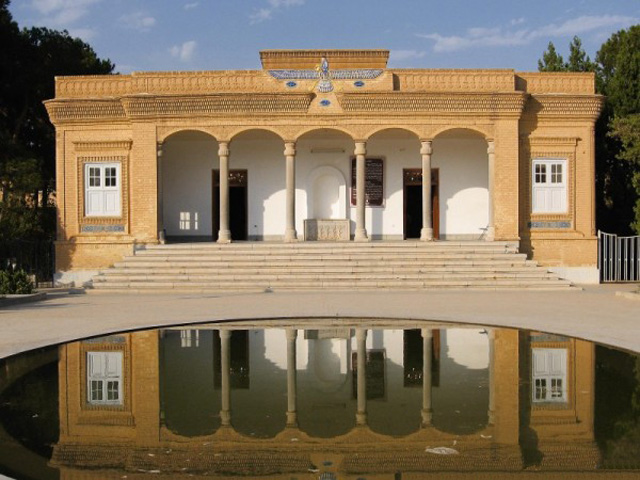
[162, 135, 217, 237]
[432, 136, 489, 237]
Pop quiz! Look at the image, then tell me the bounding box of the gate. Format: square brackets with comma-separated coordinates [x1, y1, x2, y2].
[598, 230, 640, 282]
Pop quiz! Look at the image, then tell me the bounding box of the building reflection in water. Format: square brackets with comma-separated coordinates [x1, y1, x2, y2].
[51, 321, 597, 478]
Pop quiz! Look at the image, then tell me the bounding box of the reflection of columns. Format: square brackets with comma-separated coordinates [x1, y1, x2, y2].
[286, 328, 298, 426]
[486, 140, 495, 241]
[220, 330, 231, 426]
[217, 142, 231, 243]
[356, 328, 368, 425]
[488, 329, 495, 425]
[421, 328, 433, 426]
[284, 142, 297, 242]
[420, 140, 434, 241]
[157, 142, 165, 244]
[354, 142, 369, 242]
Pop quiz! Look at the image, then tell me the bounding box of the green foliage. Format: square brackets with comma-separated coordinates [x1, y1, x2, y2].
[0, 268, 33, 294]
[0, 0, 113, 249]
[537, 42, 565, 71]
[538, 28, 640, 234]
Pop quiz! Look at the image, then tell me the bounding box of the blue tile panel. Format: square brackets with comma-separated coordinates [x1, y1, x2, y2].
[528, 221, 571, 229]
[81, 224, 125, 233]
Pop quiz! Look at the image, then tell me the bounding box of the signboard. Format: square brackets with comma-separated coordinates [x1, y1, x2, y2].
[351, 157, 384, 207]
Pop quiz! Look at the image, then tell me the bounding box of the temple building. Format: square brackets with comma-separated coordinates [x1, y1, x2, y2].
[45, 49, 603, 286]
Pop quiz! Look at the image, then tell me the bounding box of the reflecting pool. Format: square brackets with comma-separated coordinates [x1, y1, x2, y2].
[1, 320, 639, 479]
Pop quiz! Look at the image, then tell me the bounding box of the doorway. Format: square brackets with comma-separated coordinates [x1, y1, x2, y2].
[212, 170, 248, 241]
[403, 168, 439, 239]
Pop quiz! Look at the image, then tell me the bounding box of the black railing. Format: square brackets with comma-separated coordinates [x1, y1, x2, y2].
[0, 238, 55, 288]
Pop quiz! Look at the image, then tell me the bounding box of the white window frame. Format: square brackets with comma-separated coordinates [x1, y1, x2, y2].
[532, 348, 567, 403]
[84, 163, 121, 217]
[87, 351, 123, 405]
[531, 158, 567, 214]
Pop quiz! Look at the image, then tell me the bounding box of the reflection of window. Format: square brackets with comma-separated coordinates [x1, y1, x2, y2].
[532, 348, 567, 403]
[84, 163, 121, 216]
[87, 351, 123, 405]
[532, 159, 567, 214]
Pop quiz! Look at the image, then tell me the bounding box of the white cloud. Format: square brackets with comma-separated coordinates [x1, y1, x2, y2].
[30, 0, 101, 27]
[68, 27, 96, 40]
[391, 50, 427, 62]
[119, 12, 156, 32]
[184, 2, 199, 10]
[510, 17, 525, 26]
[169, 40, 197, 62]
[417, 14, 639, 53]
[250, 0, 305, 24]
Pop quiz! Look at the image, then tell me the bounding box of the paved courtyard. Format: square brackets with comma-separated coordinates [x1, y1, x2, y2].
[0, 284, 638, 358]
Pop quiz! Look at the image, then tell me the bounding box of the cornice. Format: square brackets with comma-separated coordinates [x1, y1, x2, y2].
[73, 140, 132, 151]
[337, 92, 527, 115]
[120, 93, 314, 118]
[45, 99, 126, 125]
[527, 137, 579, 148]
[524, 94, 604, 119]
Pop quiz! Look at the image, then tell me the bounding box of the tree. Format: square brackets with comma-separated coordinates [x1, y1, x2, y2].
[537, 42, 566, 72]
[0, 0, 114, 277]
[567, 36, 594, 72]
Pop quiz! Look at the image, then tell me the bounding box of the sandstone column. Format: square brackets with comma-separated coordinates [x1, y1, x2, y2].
[421, 328, 433, 426]
[217, 142, 231, 243]
[284, 142, 298, 242]
[157, 142, 165, 244]
[354, 142, 369, 242]
[286, 328, 298, 426]
[356, 328, 368, 425]
[220, 330, 231, 426]
[420, 140, 434, 241]
[486, 140, 496, 241]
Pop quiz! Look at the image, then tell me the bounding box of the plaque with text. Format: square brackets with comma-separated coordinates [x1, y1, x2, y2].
[351, 158, 384, 207]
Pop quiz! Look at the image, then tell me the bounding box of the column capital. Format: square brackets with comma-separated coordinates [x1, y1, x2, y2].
[421, 328, 433, 339]
[354, 141, 367, 156]
[487, 140, 496, 155]
[420, 140, 433, 155]
[220, 330, 232, 340]
[284, 142, 296, 157]
[218, 142, 230, 157]
[355, 328, 367, 342]
[157, 142, 164, 157]
[286, 328, 298, 340]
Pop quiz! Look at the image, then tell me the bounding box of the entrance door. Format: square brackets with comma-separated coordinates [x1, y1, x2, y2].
[212, 170, 248, 241]
[403, 169, 439, 239]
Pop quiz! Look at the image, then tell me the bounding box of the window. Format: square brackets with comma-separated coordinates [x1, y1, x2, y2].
[87, 351, 123, 405]
[532, 159, 567, 214]
[85, 163, 121, 217]
[532, 348, 567, 403]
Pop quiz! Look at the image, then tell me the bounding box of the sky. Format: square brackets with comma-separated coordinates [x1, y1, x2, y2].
[7, 0, 640, 74]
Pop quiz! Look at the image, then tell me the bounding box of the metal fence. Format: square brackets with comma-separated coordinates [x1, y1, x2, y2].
[598, 230, 640, 283]
[0, 239, 55, 287]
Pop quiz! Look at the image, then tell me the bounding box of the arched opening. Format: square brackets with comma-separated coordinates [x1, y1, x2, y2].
[296, 129, 353, 239]
[228, 129, 284, 241]
[431, 328, 490, 434]
[160, 130, 217, 242]
[366, 128, 423, 240]
[432, 128, 489, 240]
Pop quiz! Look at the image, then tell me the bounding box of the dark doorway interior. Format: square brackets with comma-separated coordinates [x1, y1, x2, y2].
[403, 169, 439, 239]
[212, 170, 248, 241]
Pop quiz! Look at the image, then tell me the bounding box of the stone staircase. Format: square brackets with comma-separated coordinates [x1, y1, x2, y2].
[90, 241, 575, 292]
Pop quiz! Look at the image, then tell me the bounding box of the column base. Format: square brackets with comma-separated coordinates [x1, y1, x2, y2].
[217, 230, 231, 243]
[484, 226, 495, 241]
[286, 411, 298, 427]
[420, 227, 434, 241]
[354, 229, 369, 242]
[421, 408, 433, 426]
[284, 229, 298, 243]
[220, 410, 231, 426]
[356, 411, 368, 425]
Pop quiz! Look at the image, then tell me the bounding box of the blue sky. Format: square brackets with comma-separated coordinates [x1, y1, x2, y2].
[8, 0, 640, 73]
